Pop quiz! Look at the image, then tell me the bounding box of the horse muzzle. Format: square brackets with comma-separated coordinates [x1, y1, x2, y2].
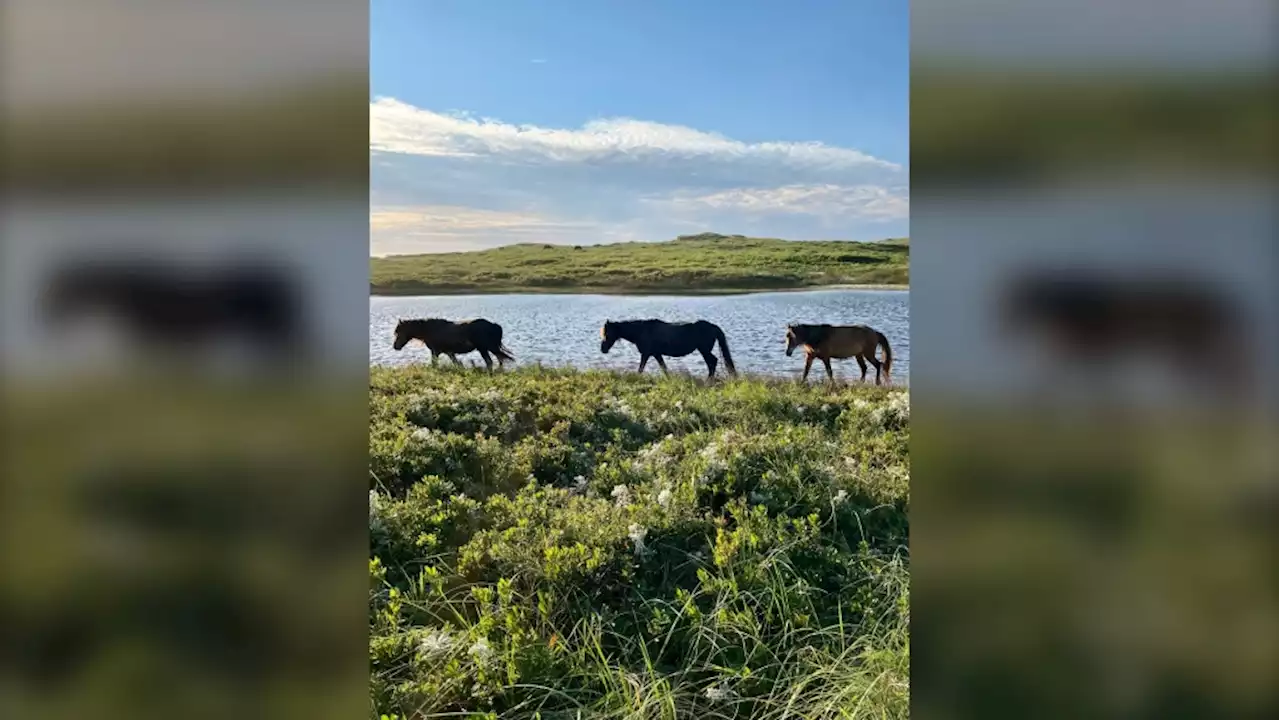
[600, 341, 610, 354]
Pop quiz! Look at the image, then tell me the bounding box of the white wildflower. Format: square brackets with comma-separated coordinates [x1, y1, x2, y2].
[638, 442, 672, 469]
[611, 484, 631, 507]
[833, 489, 849, 506]
[469, 637, 493, 660]
[704, 683, 737, 702]
[412, 427, 436, 441]
[417, 630, 454, 659]
[749, 491, 768, 506]
[797, 405, 807, 414]
[572, 475, 588, 494]
[627, 524, 648, 556]
[868, 391, 910, 429]
[675, 400, 683, 410]
[369, 490, 384, 532]
[656, 487, 673, 508]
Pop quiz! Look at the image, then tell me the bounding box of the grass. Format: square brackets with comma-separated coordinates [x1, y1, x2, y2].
[370, 365, 909, 719]
[912, 68, 1275, 184]
[370, 234, 909, 295]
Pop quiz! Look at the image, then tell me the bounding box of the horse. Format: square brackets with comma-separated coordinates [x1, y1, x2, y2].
[1000, 269, 1247, 398]
[600, 319, 736, 378]
[40, 255, 305, 364]
[392, 318, 514, 370]
[784, 324, 893, 384]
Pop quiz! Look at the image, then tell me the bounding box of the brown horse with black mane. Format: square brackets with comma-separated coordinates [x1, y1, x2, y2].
[601, 319, 736, 378]
[785, 324, 893, 384]
[393, 318, 514, 369]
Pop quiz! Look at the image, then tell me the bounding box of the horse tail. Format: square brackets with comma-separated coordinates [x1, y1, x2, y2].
[876, 331, 893, 381]
[490, 324, 515, 361]
[715, 326, 737, 375]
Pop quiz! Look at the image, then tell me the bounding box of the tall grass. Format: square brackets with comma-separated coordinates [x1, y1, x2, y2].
[370, 366, 909, 719]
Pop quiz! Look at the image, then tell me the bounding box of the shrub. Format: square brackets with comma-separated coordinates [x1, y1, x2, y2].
[369, 366, 909, 718]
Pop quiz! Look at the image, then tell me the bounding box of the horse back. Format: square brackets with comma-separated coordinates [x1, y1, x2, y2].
[461, 318, 503, 349]
[807, 324, 876, 359]
[632, 319, 715, 356]
[415, 319, 471, 352]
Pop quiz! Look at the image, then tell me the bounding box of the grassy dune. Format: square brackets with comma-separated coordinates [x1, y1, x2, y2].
[370, 365, 909, 718]
[370, 234, 909, 295]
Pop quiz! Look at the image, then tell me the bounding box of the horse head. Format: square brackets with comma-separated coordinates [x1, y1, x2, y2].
[600, 321, 620, 353]
[392, 319, 413, 350]
[784, 324, 802, 356]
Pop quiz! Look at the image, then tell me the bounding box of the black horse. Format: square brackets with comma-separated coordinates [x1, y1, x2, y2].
[40, 255, 305, 364]
[392, 318, 514, 369]
[600, 319, 736, 378]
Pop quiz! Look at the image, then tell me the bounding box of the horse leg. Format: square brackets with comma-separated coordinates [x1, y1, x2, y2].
[654, 356, 670, 376]
[802, 354, 814, 382]
[866, 355, 883, 385]
[430, 350, 440, 365]
[448, 353, 462, 366]
[699, 348, 718, 378]
[821, 357, 835, 383]
[638, 354, 649, 373]
[856, 355, 868, 383]
[478, 348, 494, 371]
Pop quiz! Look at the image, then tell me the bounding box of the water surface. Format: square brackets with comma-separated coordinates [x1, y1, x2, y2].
[371, 289, 909, 382]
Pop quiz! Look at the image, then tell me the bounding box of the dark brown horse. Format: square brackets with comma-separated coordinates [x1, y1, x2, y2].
[785, 324, 893, 384]
[40, 255, 305, 363]
[392, 318, 514, 369]
[600, 319, 736, 378]
[1000, 269, 1247, 396]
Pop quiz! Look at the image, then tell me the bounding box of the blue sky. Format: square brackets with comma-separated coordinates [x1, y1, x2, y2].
[370, 1, 908, 255]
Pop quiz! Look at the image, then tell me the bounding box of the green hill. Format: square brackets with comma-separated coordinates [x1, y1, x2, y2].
[370, 234, 909, 295]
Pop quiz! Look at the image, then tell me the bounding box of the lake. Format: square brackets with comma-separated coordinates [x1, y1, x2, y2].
[370, 289, 909, 382]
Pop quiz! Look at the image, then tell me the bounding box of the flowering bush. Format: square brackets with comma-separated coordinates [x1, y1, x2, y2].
[369, 365, 909, 718]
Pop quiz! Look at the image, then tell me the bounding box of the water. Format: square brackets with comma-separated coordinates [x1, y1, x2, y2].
[370, 289, 909, 382]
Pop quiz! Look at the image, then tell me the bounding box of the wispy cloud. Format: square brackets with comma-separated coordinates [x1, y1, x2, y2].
[657, 184, 909, 221]
[370, 205, 643, 255]
[369, 98, 907, 254]
[529, 58, 548, 64]
[370, 98, 899, 171]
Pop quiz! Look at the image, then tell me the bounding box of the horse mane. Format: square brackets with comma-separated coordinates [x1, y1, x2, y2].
[792, 323, 832, 344]
[396, 317, 446, 330]
[605, 319, 659, 332]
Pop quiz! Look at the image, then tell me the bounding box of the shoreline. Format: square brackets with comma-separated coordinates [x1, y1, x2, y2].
[370, 283, 909, 297]
[371, 362, 908, 387]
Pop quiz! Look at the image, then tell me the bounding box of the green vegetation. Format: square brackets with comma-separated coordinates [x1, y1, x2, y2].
[370, 365, 909, 718]
[6, 74, 367, 191]
[370, 234, 909, 295]
[913, 69, 1275, 184]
